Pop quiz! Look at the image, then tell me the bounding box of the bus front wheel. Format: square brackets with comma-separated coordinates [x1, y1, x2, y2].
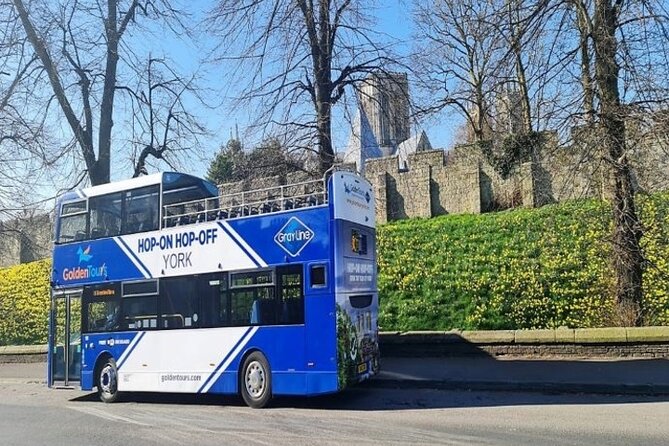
[97, 357, 120, 403]
[240, 352, 271, 408]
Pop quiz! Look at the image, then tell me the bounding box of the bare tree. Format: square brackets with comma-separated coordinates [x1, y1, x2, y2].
[565, 0, 669, 323]
[413, 0, 573, 143]
[414, 0, 669, 324]
[9, 0, 203, 186]
[0, 1, 66, 222]
[591, 0, 643, 323]
[413, 0, 505, 143]
[208, 0, 397, 173]
[120, 57, 207, 178]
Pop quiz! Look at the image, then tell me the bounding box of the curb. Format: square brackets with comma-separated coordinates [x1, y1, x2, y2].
[0, 345, 47, 355]
[366, 378, 669, 396]
[380, 326, 669, 345]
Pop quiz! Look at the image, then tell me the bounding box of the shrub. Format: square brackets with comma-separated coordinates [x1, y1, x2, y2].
[0, 259, 51, 345]
[378, 193, 669, 330]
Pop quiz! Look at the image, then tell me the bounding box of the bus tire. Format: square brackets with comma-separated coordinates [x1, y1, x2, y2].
[240, 351, 272, 408]
[97, 356, 120, 403]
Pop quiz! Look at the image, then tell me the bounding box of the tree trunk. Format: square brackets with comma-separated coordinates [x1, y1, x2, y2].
[575, 1, 595, 124]
[94, 0, 120, 186]
[508, 0, 532, 134]
[593, 0, 644, 325]
[316, 95, 334, 173]
[514, 49, 533, 134]
[315, 1, 334, 174]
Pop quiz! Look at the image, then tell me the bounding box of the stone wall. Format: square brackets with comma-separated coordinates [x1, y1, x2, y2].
[363, 124, 669, 224]
[380, 327, 669, 358]
[2, 122, 668, 268]
[365, 150, 482, 224]
[364, 146, 545, 224]
[0, 214, 52, 269]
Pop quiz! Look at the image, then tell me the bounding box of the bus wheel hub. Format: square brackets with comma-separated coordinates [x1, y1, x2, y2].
[246, 362, 265, 395]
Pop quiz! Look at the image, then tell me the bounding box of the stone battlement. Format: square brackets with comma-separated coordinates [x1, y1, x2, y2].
[364, 146, 546, 223]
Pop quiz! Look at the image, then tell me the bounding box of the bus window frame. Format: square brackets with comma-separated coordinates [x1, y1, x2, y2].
[88, 192, 123, 240]
[61, 199, 88, 216]
[57, 199, 89, 244]
[121, 185, 160, 235]
[308, 263, 327, 289]
[229, 268, 275, 289]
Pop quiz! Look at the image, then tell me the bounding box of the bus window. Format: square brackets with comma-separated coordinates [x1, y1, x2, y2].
[58, 200, 88, 243]
[278, 265, 304, 324]
[160, 277, 200, 329]
[86, 300, 121, 332]
[122, 296, 158, 330]
[82, 284, 121, 332]
[123, 186, 159, 235]
[61, 200, 87, 216]
[122, 280, 159, 329]
[201, 274, 225, 327]
[89, 192, 122, 239]
[310, 265, 326, 287]
[226, 270, 276, 326]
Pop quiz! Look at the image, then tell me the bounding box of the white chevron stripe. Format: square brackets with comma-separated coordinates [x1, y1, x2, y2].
[201, 326, 259, 393]
[116, 332, 142, 368]
[113, 237, 150, 278]
[220, 221, 268, 267]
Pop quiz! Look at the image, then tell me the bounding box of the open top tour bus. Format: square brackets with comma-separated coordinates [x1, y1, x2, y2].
[48, 169, 379, 407]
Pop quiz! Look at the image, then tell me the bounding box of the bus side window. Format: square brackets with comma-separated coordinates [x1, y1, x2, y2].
[87, 301, 121, 331]
[225, 271, 276, 326]
[58, 200, 88, 243]
[310, 265, 326, 287]
[160, 277, 200, 329]
[123, 186, 159, 235]
[122, 296, 158, 330]
[89, 192, 122, 239]
[278, 266, 304, 325]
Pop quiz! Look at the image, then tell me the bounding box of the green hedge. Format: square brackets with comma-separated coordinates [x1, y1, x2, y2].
[0, 259, 51, 346]
[378, 193, 669, 331]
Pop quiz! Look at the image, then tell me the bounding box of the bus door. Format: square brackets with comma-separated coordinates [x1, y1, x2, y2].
[49, 290, 82, 387]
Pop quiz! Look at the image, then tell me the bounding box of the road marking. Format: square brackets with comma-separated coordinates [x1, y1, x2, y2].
[66, 405, 152, 426]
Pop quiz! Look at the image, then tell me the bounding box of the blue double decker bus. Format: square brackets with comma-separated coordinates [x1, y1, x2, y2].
[48, 169, 379, 408]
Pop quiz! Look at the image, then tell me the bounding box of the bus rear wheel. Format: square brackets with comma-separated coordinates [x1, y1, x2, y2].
[97, 357, 120, 403]
[240, 352, 271, 408]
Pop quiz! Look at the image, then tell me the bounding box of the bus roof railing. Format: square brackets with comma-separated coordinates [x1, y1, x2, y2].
[162, 177, 328, 227]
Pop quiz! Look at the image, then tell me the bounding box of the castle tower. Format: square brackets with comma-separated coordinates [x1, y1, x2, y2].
[495, 86, 524, 135]
[358, 72, 411, 155]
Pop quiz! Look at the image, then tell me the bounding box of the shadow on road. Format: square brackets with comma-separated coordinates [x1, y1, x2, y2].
[67, 378, 669, 412]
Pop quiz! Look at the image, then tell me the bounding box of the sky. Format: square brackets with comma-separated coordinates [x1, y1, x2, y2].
[148, 0, 459, 180]
[8, 0, 461, 211]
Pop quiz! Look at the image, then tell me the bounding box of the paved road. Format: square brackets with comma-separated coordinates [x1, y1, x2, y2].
[6, 356, 669, 393]
[2, 380, 669, 445]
